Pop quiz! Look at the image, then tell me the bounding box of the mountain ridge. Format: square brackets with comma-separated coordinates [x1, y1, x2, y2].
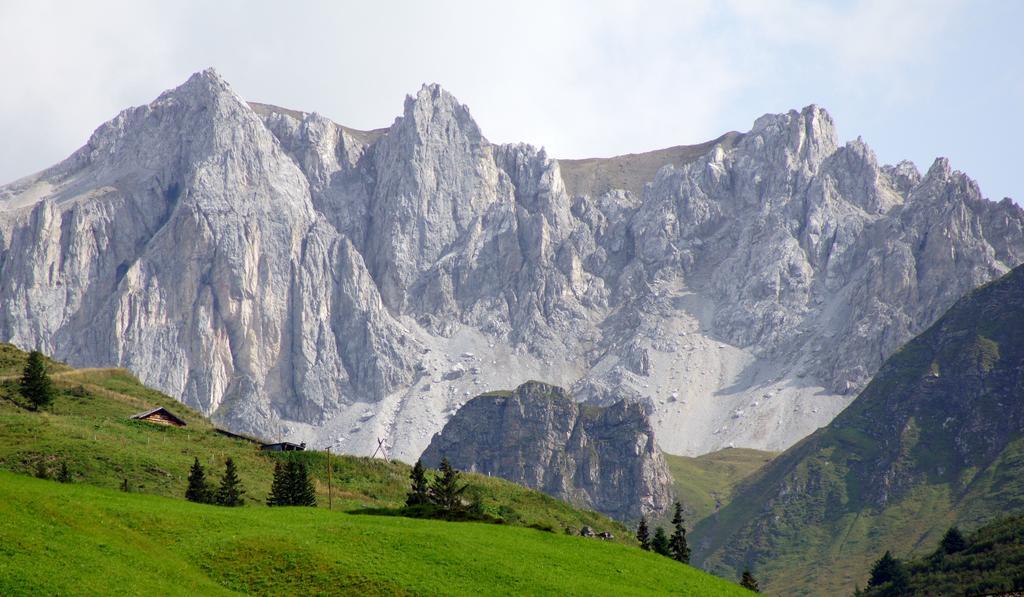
[2, 68, 1021, 462]
[693, 263, 1024, 594]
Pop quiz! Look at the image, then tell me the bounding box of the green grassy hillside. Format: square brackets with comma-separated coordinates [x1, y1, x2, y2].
[0, 471, 751, 596]
[693, 264, 1024, 595]
[0, 343, 626, 540]
[862, 515, 1024, 596]
[663, 448, 776, 526]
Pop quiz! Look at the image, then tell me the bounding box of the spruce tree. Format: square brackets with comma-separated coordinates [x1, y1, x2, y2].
[939, 526, 967, 555]
[57, 461, 71, 483]
[668, 501, 691, 563]
[20, 350, 55, 409]
[406, 458, 430, 507]
[215, 457, 246, 506]
[868, 550, 909, 593]
[185, 457, 211, 503]
[740, 570, 760, 592]
[267, 461, 290, 506]
[636, 515, 652, 550]
[652, 526, 671, 556]
[429, 457, 465, 512]
[289, 460, 317, 507]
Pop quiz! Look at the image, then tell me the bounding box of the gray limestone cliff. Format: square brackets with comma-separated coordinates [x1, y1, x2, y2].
[1, 69, 1022, 459]
[420, 381, 673, 520]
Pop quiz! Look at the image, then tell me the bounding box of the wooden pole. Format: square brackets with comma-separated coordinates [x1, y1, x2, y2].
[327, 445, 332, 511]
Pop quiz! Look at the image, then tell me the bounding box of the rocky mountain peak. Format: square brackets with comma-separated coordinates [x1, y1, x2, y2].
[395, 83, 485, 147]
[2, 70, 1022, 466]
[748, 104, 838, 172]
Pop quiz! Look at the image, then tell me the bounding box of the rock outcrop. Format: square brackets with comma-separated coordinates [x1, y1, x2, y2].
[1, 69, 1022, 459]
[420, 381, 673, 520]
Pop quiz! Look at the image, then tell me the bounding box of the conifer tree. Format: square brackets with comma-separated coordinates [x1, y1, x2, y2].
[740, 570, 760, 592]
[939, 526, 967, 555]
[669, 501, 691, 563]
[289, 460, 317, 507]
[406, 458, 430, 507]
[185, 457, 211, 503]
[57, 461, 71, 483]
[868, 550, 909, 593]
[20, 350, 55, 409]
[652, 526, 671, 556]
[636, 515, 652, 550]
[215, 457, 246, 506]
[429, 457, 465, 512]
[267, 461, 290, 506]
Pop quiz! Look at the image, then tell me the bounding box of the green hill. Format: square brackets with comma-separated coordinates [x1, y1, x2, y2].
[0, 471, 751, 595]
[693, 264, 1024, 595]
[0, 343, 752, 594]
[661, 448, 776, 527]
[0, 343, 626, 537]
[861, 515, 1024, 596]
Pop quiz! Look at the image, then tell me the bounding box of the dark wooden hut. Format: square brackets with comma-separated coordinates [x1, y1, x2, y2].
[130, 406, 186, 427]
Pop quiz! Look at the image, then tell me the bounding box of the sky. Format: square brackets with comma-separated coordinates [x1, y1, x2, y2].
[1, 0, 1021, 202]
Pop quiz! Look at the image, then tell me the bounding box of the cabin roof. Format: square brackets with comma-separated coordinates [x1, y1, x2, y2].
[130, 406, 186, 426]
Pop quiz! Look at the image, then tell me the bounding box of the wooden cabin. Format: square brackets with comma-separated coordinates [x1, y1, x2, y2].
[130, 406, 186, 427]
[260, 441, 306, 452]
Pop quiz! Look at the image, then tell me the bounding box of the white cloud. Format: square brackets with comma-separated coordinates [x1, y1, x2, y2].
[1, 0, 1012, 204]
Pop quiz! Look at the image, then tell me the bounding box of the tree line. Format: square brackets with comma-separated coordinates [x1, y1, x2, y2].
[185, 456, 317, 507]
[405, 458, 466, 515]
[636, 503, 759, 592]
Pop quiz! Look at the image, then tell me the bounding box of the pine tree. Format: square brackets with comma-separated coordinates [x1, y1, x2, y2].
[406, 458, 430, 507]
[215, 457, 246, 506]
[636, 515, 652, 550]
[57, 461, 71, 483]
[20, 350, 55, 410]
[185, 457, 211, 503]
[668, 501, 691, 564]
[939, 526, 967, 555]
[289, 460, 317, 507]
[652, 526, 671, 556]
[868, 550, 909, 594]
[740, 570, 760, 592]
[429, 457, 465, 512]
[267, 461, 290, 506]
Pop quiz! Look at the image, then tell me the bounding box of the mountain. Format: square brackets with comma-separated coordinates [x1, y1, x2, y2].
[420, 380, 673, 520]
[1, 69, 1022, 460]
[692, 264, 1024, 594]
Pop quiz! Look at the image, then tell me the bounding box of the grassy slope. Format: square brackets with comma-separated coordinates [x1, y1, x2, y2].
[0, 343, 626, 540]
[861, 514, 1024, 596]
[693, 265, 1024, 595]
[0, 472, 751, 596]
[663, 448, 776, 526]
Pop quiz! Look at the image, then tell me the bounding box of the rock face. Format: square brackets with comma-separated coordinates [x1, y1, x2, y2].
[420, 381, 673, 520]
[693, 264, 1024, 595]
[1, 69, 1022, 459]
